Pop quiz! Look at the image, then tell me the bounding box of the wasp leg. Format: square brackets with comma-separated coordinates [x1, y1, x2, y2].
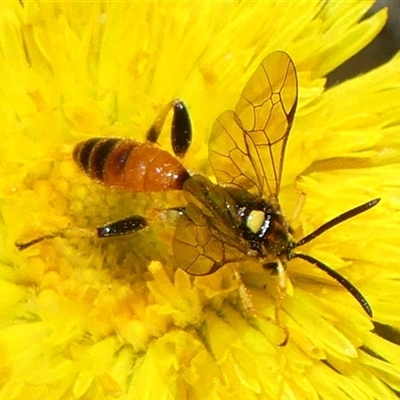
[146, 99, 192, 158]
[15, 216, 148, 250]
[97, 216, 147, 237]
[15, 227, 96, 250]
[289, 188, 306, 225]
[232, 268, 289, 346]
[163, 206, 185, 215]
[273, 261, 289, 345]
[170, 101, 192, 158]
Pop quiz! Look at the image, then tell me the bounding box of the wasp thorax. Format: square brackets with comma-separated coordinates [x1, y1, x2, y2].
[247, 210, 269, 234]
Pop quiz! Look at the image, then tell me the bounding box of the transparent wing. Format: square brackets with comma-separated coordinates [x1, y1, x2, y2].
[209, 51, 298, 199]
[173, 175, 251, 275]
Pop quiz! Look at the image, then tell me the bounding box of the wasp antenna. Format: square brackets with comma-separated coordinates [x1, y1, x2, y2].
[295, 198, 380, 248]
[292, 252, 373, 317]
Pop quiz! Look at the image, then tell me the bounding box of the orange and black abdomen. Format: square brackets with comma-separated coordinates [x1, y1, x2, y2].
[73, 138, 190, 192]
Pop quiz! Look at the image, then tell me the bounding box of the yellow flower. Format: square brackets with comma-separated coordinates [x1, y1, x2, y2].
[0, 1, 399, 399]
